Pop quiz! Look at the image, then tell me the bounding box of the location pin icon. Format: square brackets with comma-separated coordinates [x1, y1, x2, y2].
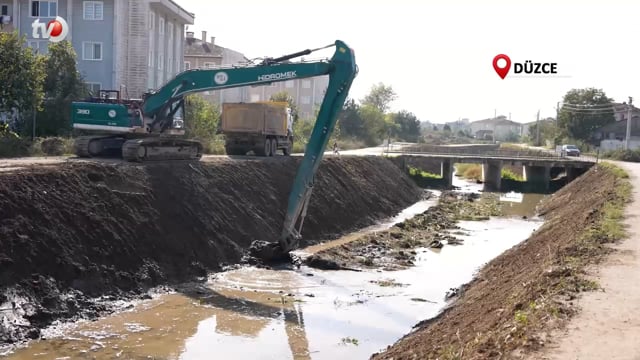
[493, 54, 511, 79]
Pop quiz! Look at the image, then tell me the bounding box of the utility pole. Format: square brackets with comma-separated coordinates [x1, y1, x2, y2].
[536, 110, 540, 146]
[625, 96, 633, 150]
[494, 109, 496, 119]
[556, 101, 560, 125]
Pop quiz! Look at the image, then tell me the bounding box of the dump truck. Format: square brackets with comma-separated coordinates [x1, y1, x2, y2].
[221, 102, 294, 156]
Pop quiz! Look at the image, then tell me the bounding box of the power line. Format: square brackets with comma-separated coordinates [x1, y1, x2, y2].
[561, 103, 616, 109]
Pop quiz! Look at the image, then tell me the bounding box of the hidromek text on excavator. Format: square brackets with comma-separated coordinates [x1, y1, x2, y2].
[68, 40, 358, 262]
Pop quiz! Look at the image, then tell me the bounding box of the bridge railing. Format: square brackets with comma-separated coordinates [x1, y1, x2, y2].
[382, 147, 597, 162]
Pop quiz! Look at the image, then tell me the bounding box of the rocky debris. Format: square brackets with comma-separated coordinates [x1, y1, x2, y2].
[0, 156, 422, 346]
[305, 191, 504, 271]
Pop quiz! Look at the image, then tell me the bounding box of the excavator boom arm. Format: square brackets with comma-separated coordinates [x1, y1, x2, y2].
[143, 40, 357, 255]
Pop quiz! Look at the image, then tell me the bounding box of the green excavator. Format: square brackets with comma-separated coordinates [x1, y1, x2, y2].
[69, 40, 358, 260]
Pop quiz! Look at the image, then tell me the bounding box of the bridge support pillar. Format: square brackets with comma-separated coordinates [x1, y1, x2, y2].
[482, 160, 502, 191]
[441, 160, 453, 188]
[524, 165, 551, 191]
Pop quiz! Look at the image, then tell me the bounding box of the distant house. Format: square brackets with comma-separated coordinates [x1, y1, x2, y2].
[469, 116, 522, 141]
[592, 102, 640, 141]
[475, 129, 494, 140]
[183, 31, 251, 104]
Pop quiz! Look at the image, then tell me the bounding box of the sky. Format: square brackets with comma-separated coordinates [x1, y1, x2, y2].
[175, 0, 640, 124]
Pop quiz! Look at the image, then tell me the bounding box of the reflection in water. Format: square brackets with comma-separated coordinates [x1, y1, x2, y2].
[500, 193, 546, 218]
[2, 178, 546, 360]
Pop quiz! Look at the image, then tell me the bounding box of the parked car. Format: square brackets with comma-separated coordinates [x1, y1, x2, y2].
[562, 144, 581, 157]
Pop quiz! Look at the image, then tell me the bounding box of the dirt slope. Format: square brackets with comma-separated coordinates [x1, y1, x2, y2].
[372, 163, 625, 360]
[535, 160, 640, 360]
[0, 156, 422, 344]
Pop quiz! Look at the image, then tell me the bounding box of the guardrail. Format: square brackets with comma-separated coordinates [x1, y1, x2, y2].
[382, 149, 597, 162]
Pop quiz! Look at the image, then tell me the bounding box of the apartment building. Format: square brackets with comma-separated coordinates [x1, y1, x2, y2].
[247, 75, 329, 120]
[183, 30, 250, 104]
[0, 0, 193, 98]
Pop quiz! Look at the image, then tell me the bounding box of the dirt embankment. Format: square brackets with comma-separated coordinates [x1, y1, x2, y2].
[371, 163, 629, 360]
[305, 192, 503, 271]
[0, 156, 423, 345]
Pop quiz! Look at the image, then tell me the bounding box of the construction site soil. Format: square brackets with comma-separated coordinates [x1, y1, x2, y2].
[0, 156, 423, 345]
[369, 163, 627, 359]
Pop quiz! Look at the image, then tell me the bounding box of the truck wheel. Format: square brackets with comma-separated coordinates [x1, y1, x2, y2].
[270, 138, 278, 156]
[261, 139, 271, 157]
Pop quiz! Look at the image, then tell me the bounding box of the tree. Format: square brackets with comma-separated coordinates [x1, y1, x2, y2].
[358, 103, 387, 146]
[270, 90, 299, 123]
[390, 110, 421, 142]
[337, 98, 363, 138]
[33, 40, 88, 136]
[443, 124, 452, 132]
[361, 83, 397, 113]
[0, 32, 46, 131]
[558, 88, 615, 142]
[184, 94, 220, 139]
[528, 120, 561, 145]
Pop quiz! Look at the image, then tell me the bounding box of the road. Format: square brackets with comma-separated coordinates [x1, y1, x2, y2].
[533, 160, 640, 360]
[0, 143, 409, 173]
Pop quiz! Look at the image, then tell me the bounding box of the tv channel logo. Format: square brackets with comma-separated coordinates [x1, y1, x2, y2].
[32, 16, 69, 43]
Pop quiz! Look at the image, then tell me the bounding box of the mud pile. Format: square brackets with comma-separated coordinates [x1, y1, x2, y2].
[0, 156, 422, 344]
[372, 163, 625, 359]
[305, 192, 502, 271]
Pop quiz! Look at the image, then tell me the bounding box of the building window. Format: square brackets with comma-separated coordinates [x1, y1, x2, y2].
[27, 40, 48, 54]
[167, 56, 173, 74]
[31, 1, 57, 17]
[1, 5, 8, 15]
[159, 17, 165, 35]
[86, 82, 101, 95]
[184, 61, 190, 70]
[148, 11, 154, 30]
[176, 59, 180, 72]
[301, 96, 311, 104]
[83, 1, 103, 20]
[250, 94, 260, 102]
[148, 50, 154, 67]
[168, 22, 174, 41]
[203, 62, 216, 69]
[302, 80, 311, 89]
[157, 54, 164, 70]
[285, 80, 294, 88]
[82, 42, 102, 60]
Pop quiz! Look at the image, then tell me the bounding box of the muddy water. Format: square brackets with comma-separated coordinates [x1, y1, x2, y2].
[2, 193, 544, 360]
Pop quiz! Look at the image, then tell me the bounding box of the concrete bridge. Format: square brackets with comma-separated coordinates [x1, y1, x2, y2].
[386, 151, 595, 191]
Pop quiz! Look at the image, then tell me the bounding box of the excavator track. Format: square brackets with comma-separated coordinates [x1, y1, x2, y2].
[74, 135, 126, 158]
[121, 137, 203, 162]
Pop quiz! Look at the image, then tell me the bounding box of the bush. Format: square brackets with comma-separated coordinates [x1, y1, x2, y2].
[40, 137, 65, 155]
[456, 163, 482, 181]
[501, 168, 524, 181]
[602, 149, 640, 162]
[0, 136, 31, 157]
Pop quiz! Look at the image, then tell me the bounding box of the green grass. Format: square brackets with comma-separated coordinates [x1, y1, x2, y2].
[501, 168, 524, 181]
[408, 166, 442, 179]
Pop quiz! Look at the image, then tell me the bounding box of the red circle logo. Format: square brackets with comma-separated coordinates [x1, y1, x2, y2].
[47, 19, 63, 37]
